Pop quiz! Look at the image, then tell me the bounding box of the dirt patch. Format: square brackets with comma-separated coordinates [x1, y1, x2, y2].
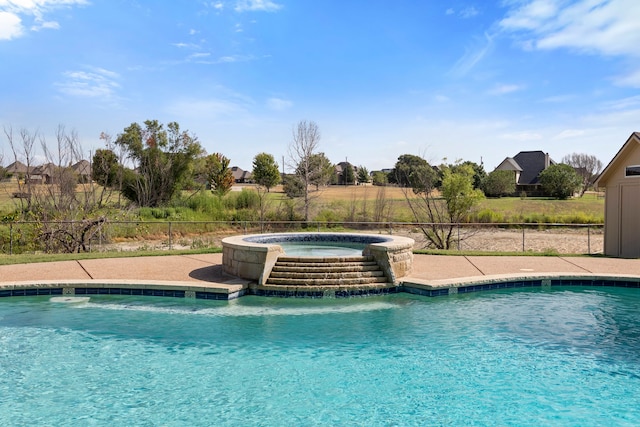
[100, 227, 603, 255]
[408, 227, 603, 255]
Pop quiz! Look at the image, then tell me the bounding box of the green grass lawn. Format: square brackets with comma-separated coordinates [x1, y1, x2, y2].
[473, 195, 604, 223]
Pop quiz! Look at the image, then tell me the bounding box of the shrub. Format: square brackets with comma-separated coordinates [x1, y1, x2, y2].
[315, 209, 342, 225]
[482, 170, 516, 197]
[473, 209, 506, 223]
[232, 188, 260, 210]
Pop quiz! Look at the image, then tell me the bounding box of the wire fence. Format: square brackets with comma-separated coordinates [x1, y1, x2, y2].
[0, 220, 604, 255]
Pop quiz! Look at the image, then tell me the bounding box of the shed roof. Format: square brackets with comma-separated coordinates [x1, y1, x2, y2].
[595, 132, 640, 187]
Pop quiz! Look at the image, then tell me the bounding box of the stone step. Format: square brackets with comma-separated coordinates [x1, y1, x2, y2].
[265, 254, 389, 287]
[266, 276, 389, 286]
[276, 256, 374, 263]
[270, 270, 385, 279]
[272, 263, 380, 272]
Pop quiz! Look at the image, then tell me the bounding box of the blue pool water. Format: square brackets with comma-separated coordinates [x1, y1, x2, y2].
[278, 241, 365, 257]
[1, 288, 640, 425]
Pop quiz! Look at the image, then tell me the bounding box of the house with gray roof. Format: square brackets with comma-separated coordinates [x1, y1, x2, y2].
[231, 166, 252, 183]
[494, 151, 555, 196]
[335, 161, 359, 185]
[4, 161, 30, 177]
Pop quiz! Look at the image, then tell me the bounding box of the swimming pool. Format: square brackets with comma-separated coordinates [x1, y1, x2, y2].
[1, 288, 640, 425]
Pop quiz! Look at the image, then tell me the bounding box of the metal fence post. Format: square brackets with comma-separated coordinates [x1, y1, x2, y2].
[9, 223, 12, 255]
[522, 226, 525, 252]
[587, 225, 591, 255]
[168, 222, 172, 250]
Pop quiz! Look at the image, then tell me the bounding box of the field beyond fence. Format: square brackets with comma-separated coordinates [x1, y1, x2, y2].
[0, 220, 604, 256]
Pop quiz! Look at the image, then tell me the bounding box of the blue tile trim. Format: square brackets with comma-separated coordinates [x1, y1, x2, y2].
[3, 278, 640, 300]
[334, 287, 400, 298]
[195, 291, 230, 300]
[251, 287, 400, 298]
[252, 289, 327, 298]
[401, 286, 449, 297]
[74, 287, 187, 298]
[402, 278, 640, 297]
[0, 288, 64, 297]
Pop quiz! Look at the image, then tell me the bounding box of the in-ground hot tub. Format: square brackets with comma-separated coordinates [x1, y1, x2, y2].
[222, 232, 414, 287]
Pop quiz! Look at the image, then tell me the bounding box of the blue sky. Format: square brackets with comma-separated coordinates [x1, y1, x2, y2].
[1, 0, 639, 172]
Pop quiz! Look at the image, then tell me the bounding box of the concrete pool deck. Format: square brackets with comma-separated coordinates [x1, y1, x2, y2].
[2, 253, 640, 299]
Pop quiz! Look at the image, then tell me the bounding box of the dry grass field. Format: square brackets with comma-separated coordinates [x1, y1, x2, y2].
[0, 181, 605, 254]
[245, 183, 409, 201]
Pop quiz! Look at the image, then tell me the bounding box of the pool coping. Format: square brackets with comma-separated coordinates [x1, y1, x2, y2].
[2, 272, 640, 300]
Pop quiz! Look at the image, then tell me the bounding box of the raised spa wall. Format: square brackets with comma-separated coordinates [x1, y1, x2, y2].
[222, 233, 415, 285]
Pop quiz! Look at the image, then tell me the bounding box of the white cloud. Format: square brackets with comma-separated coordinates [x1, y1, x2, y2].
[189, 52, 211, 59]
[234, 0, 282, 13]
[487, 83, 525, 95]
[460, 6, 479, 18]
[500, 0, 640, 57]
[613, 69, 640, 88]
[553, 129, 586, 139]
[0, 0, 86, 40]
[445, 6, 480, 18]
[600, 94, 640, 110]
[0, 11, 22, 39]
[34, 20, 59, 30]
[450, 32, 494, 77]
[541, 94, 576, 103]
[165, 98, 246, 120]
[499, 131, 543, 141]
[56, 67, 120, 98]
[267, 97, 292, 111]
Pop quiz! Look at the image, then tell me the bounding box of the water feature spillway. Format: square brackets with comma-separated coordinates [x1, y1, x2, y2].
[221, 232, 415, 297]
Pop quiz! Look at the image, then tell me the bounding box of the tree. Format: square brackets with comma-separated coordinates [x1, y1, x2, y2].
[288, 120, 321, 221]
[391, 154, 430, 187]
[357, 165, 370, 184]
[372, 171, 388, 186]
[4, 125, 37, 211]
[297, 152, 333, 190]
[451, 160, 486, 189]
[391, 154, 442, 191]
[482, 170, 516, 197]
[93, 149, 119, 187]
[205, 153, 234, 196]
[561, 153, 603, 197]
[282, 174, 305, 198]
[403, 162, 483, 249]
[4, 125, 107, 253]
[343, 163, 355, 185]
[115, 120, 203, 207]
[251, 152, 280, 227]
[252, 152, 280, 192]
[539, 163, 581, 200]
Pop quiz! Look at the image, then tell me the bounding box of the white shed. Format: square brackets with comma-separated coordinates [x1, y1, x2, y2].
[595, 132, 640, 258]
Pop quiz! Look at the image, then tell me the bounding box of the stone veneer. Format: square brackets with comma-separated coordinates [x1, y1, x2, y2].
[222, 232, 415, 285]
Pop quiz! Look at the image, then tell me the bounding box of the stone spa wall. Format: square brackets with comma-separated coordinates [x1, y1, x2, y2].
[222, 233, 415, 285]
